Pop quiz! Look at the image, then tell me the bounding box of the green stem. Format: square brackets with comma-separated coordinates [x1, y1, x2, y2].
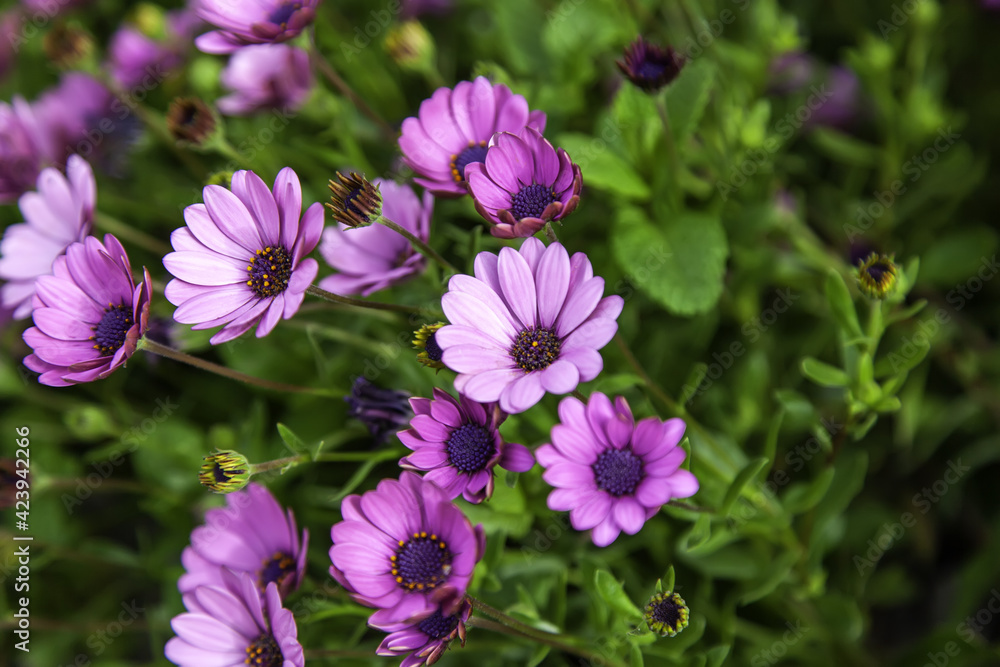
[250, 448, 403, 474]
[307, 34, 396, 141]
[571, 389, 588, 402]
[138, 338, 331, 395]
[467, 597, 625, 667]
[543, 222, 559, 244]
[305, 284, 440, 316]
[656, 99, 682, 211]
[94, 212, 173, 256]
[377, 216, 458, 274]
[615, 332, 682, 417]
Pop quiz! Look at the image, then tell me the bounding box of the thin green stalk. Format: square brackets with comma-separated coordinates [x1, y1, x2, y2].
[467, 597, 625, 667]
[656, 99, 683, 210]
[138, 338, 332, 395]
[250, 448, 403, 474]
[377, 215, 458, 274]
[95, 212, 173, 256]
[543, 222, 559, 244]
[306, 284, 441, 317]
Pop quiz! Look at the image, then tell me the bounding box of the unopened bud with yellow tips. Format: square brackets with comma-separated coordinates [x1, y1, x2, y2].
[199, 450, 252, 493]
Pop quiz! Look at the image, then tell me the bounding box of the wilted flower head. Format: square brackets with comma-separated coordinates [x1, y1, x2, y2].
[42, 22, 94, 68]
[195, 0, 319, 54]
[856, 252, 898, 299]
[329, 471, 486, 626]
[107, 25, 183, 90]
[399, 77, 547, 196]
[164, 167, 323, 344]
[0, 154, 95, 319]
[166, 572, 304, 667]
[616, 36, 685, 93]
[319, 179, 433, 297]
[375, 589, 470, 667]
[166, 97, 217, 145]
[345, 377, 412, 446]
[413, 322, 446, 370]
[326, 172, 382, 229]
[22, 234, 151, 387]
[437, 239, 623, 414]
[180, 482, 308, 599]
[536, 394, 698, 546]
[467, 126, 582, 239]
[218, 44, 313, 116]
[199, 450, 252, 493]
[398, 388, 534, 503]
[644, 591, 690, 637]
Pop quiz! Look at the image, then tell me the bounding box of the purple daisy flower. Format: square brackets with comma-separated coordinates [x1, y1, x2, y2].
[437, 238, 624, 414]
[180, 482, 309, 599]
[164, 167, 323, 345]
[399, 76, 547, 197]
[329, 471, 485, 626]
[218, 44, 313, 116]
[107, 25, 184, 90]
[536, 394, 699, 547]
[0, 97, 53, 204]
[194, 0, 319, 55]
[22, 234, 151, 387]
[0, 155, 95, 319]
[318, 179, 433, 296]
[399, 388, 534, 503]
[375, 589, 470, 667]
[345, 377, 413, 447]
[466, 126, 582, 239]
[166, 572, 304, 667]
[616, 36, 685, 93]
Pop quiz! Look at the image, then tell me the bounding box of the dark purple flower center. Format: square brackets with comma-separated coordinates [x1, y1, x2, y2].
[445, 423, 494, 473]
[510, 183, 556, 221]
[91, 303, 133, 356]
[636, 60, 667, 81]
[592, 448, 643, 497]
[864, 262, 888, 282]
[510, 327, 561, 372]
[246, 246, 292, 298]
[392, 532, 453, 591]
[268, 2, 301, 27]
[343, 188, 365, 216]
[245, 633, 283, 667]
[650, 596, 682, 626]
[417, 609, 461, 640]
[259, 551, 295, 591]
[450, 141, 488, 183]
[424, 331, 443, 362]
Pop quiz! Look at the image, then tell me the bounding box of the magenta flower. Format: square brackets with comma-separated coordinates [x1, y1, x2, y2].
[467, 126, 582, 239]
[437, 238, 623, 414]
[0, 155, 95, 318]
[166, 572, 304, 667]
[164, 168, 323, 344]
[179, 482, 308, 600]
[375, 589, 470, 667]
[0, 97, 52, 204]
[399, 388, 534, 503]
[106, 24, 184, 90]
[536, 394, 699, 547]
[399, 77, 547, 197]
[329, 472, 485, 626]
[195, 0, 319, 55]
[319, 179, 433, 296]
[22, 234, 151, 387]
[218, 44, 314, 116]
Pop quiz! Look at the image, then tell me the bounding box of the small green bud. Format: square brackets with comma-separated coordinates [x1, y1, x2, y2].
[856, 252, 899, 300]
[199, 450, 251, 493]
[413, 322, 447, 370]
[644, 591, 690, 638]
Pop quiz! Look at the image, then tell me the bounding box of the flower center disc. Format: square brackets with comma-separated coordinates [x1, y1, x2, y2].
[417, 609, 460, 640]
[445, 423, 494, 473]
[592, 448, 644, 497]
[510, 327, 561, 371]
[450, 141, 488, 183]
[246, 246, 292, 298]
[245, 633, 283, 667]
[636, 60, 667, 82]
[510, 183, 556, 220]
[424, 331, 443, 362]
[269, 2, 300, 27]
[91, 303, 133, 355]
[392, 532, 452, 591]
[259, 551, 295, 590]
[651, 597, 682, 626]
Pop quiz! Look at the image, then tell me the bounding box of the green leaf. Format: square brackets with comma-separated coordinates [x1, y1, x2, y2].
[663, 565, 676, 594]
[721, 457, 769, 516]
[808, 127, 880, 166]
[594, 570, 643, 622]
[630, 643, 645, 667]
[739, 550, 798, 605]
[801, 358, 850, 388]
[276, 423, 309, 458]
[782, 467, 835, 514]
[825, 269, 863, 339]
[704, 645, 732, 667]
[664, 59, 715, 143]
[612, 207, 729, 315]
[556, 133, 650, 200]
